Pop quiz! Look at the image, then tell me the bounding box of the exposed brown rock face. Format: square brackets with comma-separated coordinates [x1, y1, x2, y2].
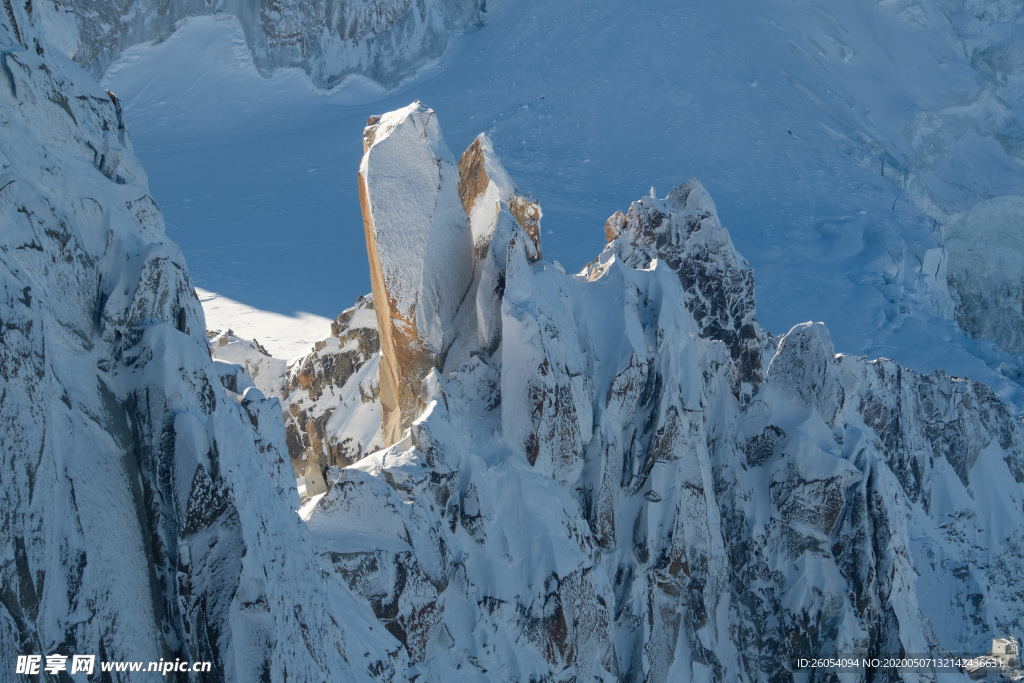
[458, 133, 542, 259]
[282, 294, 382, 475]
[358, 103, 475, 446]
[358, 113, 547, 449]
[456, 136, 490, 214]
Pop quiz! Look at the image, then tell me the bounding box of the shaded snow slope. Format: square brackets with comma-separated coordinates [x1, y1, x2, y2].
[100, 0, 1024, 409]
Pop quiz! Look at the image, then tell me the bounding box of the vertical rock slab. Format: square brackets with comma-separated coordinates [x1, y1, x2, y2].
[358, 102, 474, 445]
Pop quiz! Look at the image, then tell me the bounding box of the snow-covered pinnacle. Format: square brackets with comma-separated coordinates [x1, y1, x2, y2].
[359, 102, 475, 445]
[458, 132, 543, 259]
[767, 322, 845, 428]
[598, 179, 764, 393]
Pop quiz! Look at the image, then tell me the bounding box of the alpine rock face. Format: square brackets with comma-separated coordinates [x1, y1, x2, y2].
[5, 2, 1024, 677]
[36, 0, 485, 87]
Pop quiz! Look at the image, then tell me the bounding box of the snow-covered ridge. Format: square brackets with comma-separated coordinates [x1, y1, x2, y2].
[301, 103, 1024, 679]
[0, 8, 399, 679]
[41, 0, 484, 87]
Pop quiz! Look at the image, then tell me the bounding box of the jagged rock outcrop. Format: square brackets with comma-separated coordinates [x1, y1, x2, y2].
[282, 294, 382, 472]
[599, 180, 763, 394]
[39, 0, 485, 87]
[206, 296, 383, 492]
[313, 104, 1024, 680]
[458, 133, 542, 259]
[0, 8, 399, 679]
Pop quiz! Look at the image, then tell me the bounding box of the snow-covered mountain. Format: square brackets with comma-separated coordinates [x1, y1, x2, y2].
[212, 102, 1024, 680]
[39, 0, 484, 87]
[0, 7, 399, 679]
[92, 0, 1024, 415]
[6, 0, 1024, 681]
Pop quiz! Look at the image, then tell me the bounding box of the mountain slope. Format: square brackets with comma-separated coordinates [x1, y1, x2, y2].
[0, 7, 399, 679]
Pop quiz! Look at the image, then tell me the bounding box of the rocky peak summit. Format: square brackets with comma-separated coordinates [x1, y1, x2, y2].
[358, 102, 475, 445]
[458, 132, 543, 259]
[597, 179, 764, 393]
[358, 102, 544, 446]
